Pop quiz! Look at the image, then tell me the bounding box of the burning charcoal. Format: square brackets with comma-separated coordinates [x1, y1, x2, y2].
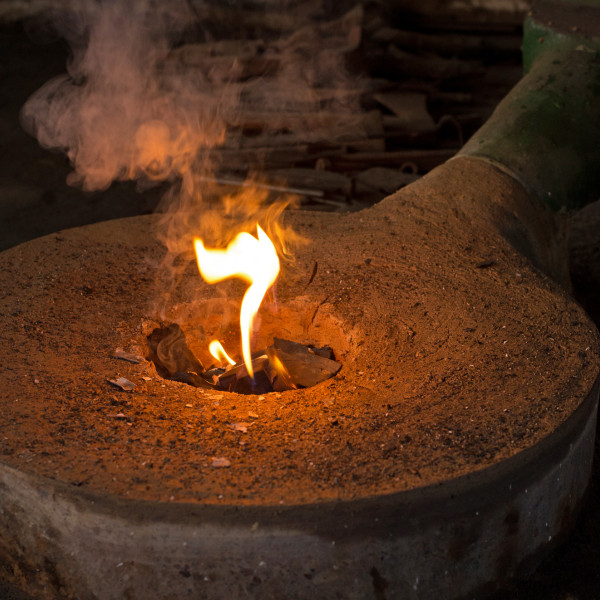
[267, 339, 342, 388]
[147, 324, 213, 388]
[211, 340, 341, 394]
[265, 348, 297, 392]
[216, 355, 273, 394]
[216, 361, 252, 387]
[232, 369, 273, 395]
[108, 377, 135, 391]
[113, 348, 145, 364]
[204, 366, 226, 384]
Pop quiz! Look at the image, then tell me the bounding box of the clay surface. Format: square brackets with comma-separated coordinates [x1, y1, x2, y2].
[0, 158, 598, 506]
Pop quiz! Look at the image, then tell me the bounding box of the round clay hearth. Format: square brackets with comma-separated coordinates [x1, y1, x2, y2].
[0, 159, 598, 599]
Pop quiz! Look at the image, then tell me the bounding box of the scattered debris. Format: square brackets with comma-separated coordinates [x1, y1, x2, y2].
[113, 348, 145, 364]
[476, 259, 497, 269]
[108, 377, 135, 391]
[211, 457, 231, 468]
[108, 413, 128, 420]
[228, 422, 253, 433]
[247, 411, 259, 419]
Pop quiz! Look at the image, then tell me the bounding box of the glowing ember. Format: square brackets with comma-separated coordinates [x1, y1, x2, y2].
[194, 225, 280, 379]
[209, 340, 235, 366]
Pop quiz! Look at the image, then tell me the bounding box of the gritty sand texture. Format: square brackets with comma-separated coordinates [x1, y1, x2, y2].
[0, 159, 597, 506]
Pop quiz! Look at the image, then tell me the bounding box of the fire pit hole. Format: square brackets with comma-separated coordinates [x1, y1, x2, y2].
[144, 296, 355, 395]
[147, 323, 342, 395]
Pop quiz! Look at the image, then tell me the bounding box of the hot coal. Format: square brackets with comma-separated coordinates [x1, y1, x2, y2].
[214, 338, 341, 394]
[147, 324, 342, 395]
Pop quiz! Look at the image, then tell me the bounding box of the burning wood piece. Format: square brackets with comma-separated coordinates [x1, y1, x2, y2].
[147, 324, 213, 389]
[146, 323, 340, 394]
[213, 338, 341, 394]
[216, 355, 274, 394]
[268, 338, 342, 388]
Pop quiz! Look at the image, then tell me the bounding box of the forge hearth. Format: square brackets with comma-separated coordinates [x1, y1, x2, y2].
[0, 159, 598, 599]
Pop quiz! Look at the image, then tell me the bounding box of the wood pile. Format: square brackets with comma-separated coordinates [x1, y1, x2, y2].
[168, 0, 527, 210]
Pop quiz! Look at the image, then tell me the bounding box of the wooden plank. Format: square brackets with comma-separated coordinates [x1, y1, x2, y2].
[373, 92, 435, 131]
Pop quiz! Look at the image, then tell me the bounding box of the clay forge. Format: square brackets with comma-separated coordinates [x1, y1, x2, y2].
[1, 2, 600, 600]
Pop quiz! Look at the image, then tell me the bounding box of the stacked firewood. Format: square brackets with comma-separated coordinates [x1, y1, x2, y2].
[165, 0, 527, 209]
[0, 0, 528, 209]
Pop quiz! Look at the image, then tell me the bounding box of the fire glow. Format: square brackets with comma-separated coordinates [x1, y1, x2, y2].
[194, 225, 280, 378]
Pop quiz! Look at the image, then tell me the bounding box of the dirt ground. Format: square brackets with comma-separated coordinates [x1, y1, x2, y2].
[2, 17, 600, 600]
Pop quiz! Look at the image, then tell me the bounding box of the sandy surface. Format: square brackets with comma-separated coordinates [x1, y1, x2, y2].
[0, 158, 597, 509]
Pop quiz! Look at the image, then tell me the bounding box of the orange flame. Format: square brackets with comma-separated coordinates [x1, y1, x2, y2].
[194, 225, 280, 378]
[209, 340, 235, 366]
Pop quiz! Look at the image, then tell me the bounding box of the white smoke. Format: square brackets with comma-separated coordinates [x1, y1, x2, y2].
[21, 0, 364, 194]
[21, 0, 232, 191]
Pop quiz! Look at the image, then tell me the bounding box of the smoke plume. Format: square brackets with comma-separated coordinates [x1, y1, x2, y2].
[21, 0, 233, 191]
[21, 0, 365, 277]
